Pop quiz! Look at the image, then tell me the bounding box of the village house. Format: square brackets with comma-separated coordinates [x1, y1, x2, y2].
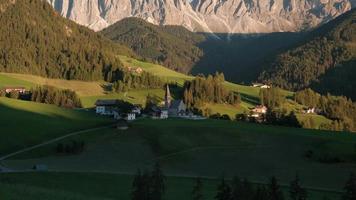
[95, 99, 120, 116]
[150, 106, 169, 119]
[251, 105, 268, 118]
[127, 66, 143, 74]
[125, 112, 136, 121]
[131, 105, 142, 115]
[135, 67, 143, 74]
[304, 107, 321, 114]
[3, 86, 26, 94]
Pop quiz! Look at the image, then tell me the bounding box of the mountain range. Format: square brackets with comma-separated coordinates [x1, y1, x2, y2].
[47, 0, 355, 34]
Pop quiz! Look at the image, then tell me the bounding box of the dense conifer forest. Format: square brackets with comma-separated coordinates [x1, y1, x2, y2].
[259, 9, 356, 100]
[183, 73, 241, 108]
[0, 0, 134, 81]
[101, 18, 205, 74]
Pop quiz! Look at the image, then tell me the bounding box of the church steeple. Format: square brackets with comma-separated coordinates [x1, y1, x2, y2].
[165, 84, 172, 108]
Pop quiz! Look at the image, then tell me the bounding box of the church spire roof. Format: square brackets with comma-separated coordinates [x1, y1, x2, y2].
[165, 84, 172, 108]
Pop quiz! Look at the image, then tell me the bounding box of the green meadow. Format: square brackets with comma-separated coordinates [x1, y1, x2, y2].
[4, 119, 356, 193]
[0, 97, 112, 154]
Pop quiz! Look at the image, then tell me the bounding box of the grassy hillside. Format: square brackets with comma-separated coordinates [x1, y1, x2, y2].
[5, 119, 355, 192]
[0, 57, 262, 117]
[101, 18, 204, 74]
[259, 9, 356, 100]
[0, 97, 112, 154]
[0, 172, 340, 200]
[0, 73, 106, 97]
[0, 0, 134, 81]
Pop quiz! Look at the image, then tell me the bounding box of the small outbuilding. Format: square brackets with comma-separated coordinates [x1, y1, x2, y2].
[33, 164, 48, 171]
[117, 120, 129, 130]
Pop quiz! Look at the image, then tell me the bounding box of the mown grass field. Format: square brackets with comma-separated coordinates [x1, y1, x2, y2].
[5, 119, 356, 192]
[0, 73, 106, 97]
[0, 172, 341, 200]
[0, 97, 112, 154]
[0, 73, 35, 89]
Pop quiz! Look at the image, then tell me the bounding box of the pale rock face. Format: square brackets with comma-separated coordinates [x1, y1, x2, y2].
[47, 0, 355, 34]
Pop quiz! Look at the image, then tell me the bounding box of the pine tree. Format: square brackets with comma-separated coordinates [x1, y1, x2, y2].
[254, 185, 268, 200]
[267, 176, 284, 200]
[342, 173, 356, 200]
[289, 174, 307, 200]
[231, 176, 242, 200]
[192, 177, 204, 200]
[215, 177, 231, 200]
[150, 162, 166, 200]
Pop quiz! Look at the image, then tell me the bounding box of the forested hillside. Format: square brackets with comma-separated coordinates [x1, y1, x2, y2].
[259, 9, 356, 99]
[0, 0, 134, 81]
[101, 18, 205, 73]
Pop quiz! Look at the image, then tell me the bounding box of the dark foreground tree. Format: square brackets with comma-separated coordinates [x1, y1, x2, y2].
[215, 177, 231, 200]
[267, 176, 284, 200]
[192, 177, 204, 200]
[132, 169, 148, 200]
[289, 174, 307, 200]
[150, 162, 166, 200]
[342, 173, 356, 200]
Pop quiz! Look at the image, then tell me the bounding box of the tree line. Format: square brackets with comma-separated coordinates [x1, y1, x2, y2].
[295, 88, 356, 132]
[0, 85, 82, 108]
[183, 73, 241, 109]
[113, 71, 164, 92]
[131, 163, 356, 200]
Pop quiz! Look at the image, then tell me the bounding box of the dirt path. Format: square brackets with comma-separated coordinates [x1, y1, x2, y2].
[0, 124, 114, 162]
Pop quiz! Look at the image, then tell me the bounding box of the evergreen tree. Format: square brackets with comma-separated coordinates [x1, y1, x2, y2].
[192, 177, 204, 200]
[231, 177, 242, 200]
[254, 185, 268, 200]
[289, 174, 307, 200]
[342, 173, 356, 200]
[215, 177, 231, 200]
[150, 162, 166, 200]
[132, 170, 143, 200]
[267, 176, 284, 200]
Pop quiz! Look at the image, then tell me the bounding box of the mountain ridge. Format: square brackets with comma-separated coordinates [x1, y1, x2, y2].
[47, 0, 355, 34]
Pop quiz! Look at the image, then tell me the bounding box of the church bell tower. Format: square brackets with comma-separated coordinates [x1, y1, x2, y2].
[165, 84, 172, 108]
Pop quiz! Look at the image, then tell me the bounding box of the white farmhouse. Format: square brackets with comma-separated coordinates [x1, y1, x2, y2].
[95, 99, 120, 115]
[125, 113, 136, 121]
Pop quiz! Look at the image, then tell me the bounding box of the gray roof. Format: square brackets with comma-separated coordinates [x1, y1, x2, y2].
[95, 99, 120, 106]
[170, 100, 183, 109]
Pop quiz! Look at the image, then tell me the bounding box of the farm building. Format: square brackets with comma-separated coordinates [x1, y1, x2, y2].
[252, 83, 271, 89]
[117, 120, 129, 130]
[251, 105, 268, 118]
[3, 87, 26, 94]
[95, 99, 120, 116]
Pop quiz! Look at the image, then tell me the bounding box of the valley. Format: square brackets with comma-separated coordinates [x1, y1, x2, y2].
[0, 0, 356, 199]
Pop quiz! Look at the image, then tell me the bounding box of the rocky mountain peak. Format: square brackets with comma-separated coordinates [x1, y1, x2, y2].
[47, 0, 355, 33]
